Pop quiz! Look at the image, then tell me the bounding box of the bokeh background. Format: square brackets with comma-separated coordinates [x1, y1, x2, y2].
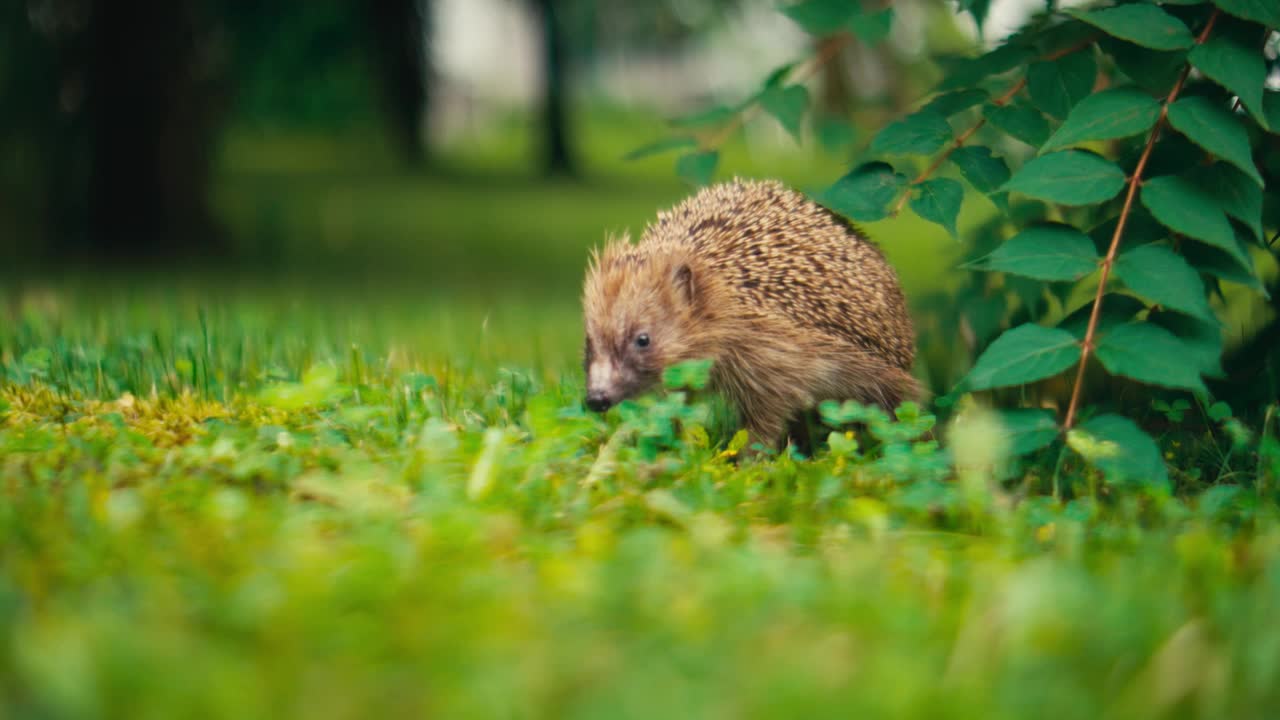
[3, 0, 1275, 401]
[0, 0, 1008, 290]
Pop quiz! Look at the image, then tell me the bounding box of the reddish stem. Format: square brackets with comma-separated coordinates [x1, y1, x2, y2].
[1062, 9, 1220, 429]
[889, 37, 1096, 216]
[890, 77, 1026, 215]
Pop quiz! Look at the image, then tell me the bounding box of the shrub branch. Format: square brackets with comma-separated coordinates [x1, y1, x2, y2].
[890, 38, 1097, 216]
[1063, 9, 1221, 430]
[890, 79, 1024, 216]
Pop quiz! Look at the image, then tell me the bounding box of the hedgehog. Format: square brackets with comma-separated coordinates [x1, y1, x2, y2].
[581, 178, 920, 451]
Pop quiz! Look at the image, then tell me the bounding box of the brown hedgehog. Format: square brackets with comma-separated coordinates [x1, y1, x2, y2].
[581, 178, 920, 450]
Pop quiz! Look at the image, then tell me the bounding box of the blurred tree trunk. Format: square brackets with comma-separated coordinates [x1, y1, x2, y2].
[0, 0, 88, 253]
[816, 37, 853, 117]
[531, 0, 575, 176]
[84, 0, 224, 260]
[363, 0, 430, 167]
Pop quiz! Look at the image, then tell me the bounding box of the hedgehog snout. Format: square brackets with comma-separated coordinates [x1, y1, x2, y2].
[585, 359, 620, 412]
[585, 390, 614, 412]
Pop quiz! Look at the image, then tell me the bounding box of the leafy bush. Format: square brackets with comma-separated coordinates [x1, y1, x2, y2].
[633, 0, 1280, 484]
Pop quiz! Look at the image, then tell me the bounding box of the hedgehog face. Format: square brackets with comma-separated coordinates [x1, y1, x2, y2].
[582, 324, 663, 412]
[582, 248, 700, 412]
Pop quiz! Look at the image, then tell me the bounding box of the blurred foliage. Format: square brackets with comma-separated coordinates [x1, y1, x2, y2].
[3, 287, 1280, 717]
[221, 3, 385, 131]
[3, 2, 1280, 711]
[635, 0, 1280, 475]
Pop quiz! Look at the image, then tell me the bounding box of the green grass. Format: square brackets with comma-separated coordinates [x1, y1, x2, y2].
[4, 110, 1280, 718]
[2, 286, 1280, 720]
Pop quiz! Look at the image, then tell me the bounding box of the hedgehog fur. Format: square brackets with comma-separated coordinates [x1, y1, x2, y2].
[581, 178, 920, 450]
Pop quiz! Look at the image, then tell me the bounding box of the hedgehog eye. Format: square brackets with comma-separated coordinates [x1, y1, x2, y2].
[634, 333, 651, 349]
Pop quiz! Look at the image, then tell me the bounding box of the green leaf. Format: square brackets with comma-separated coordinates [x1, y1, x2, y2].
[1183, 234, 1264, 293]
[1102, 38, 1186, 95]
[1071, 414, 1168, 487]
[909, 178, 964, 239]
[962, 323, 1080, 391]
[1026, 51, 1097, 120]
[923, 89, 989, 117]
[949, 146, 1010, 211]
[1071, 4, 1194, 51]
[937, 43, 1033, 91]
[676, 151, 719, 187]
[781, 0, 857, 34]
[662, 358, 714, 390]
[984, 102, 1050, 147]
[1042, 88, 1162, 152]
[820, 162, 909, 222]
[1265, 92, 1280, 135]
[997, 409, 1061, 456]
[1189, 30, 1267, 127]
[1148, 310, 1225, 378]
[1197, 163, 1263, 241]
[870, 110, 953, 156]
[1088, 211, 1167, 254]
[850, 8, 893, 45]
[1095, 322, 1208, 394]
[972, 224, 1099, 281]
[1167, 96, 1263, 186]
[1058, 294, 1148, 339]
[1114, 244, 1216, 323]
[21, 347, 51, 373]
[1116, 242, 1213, 320]
[669, 104, 738, 129]
[624, 136, 698, 161]
[762, 63, 797, 90]
[1002, 150, 1127, 206]
[960, 291, 1009, 347]
[958, 0, 993, 31]
[813, 114, 856, 151]
[1212, 0, 1280, 28]
[760, 84, 810, 142]
[1141, 174, 1245, 266]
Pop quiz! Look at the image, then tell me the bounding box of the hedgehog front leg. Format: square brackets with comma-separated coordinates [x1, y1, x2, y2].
[743, 412, 788, 454]
[714, 337, 819, 455]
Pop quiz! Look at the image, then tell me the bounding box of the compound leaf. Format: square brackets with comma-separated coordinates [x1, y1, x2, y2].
[1167, 96, 1263, 186]
[1003, 150, 1127, 206]
[1071, 414, 1168, 487]
[871, 110, 954, 156]
[1114, 244, 1216, 323]
[973, 224, 1099, 281]
[909, 178, 964, 239]
[1189, 29, 1267, 127]
[1042, 88, 1161, 152]
[1141, 174, 1245, 266]
[997, 409, 1061, 456]
[1095, 322, 1208, 394]
[1211, 0, 1280, 32]
[1071, 4, 1194, 51]
[760, 84, 810, 142]
[820, 162, 909, 222]
[984, 102, 1051, 147]
[676, 151, 719, 187]
[962, 323, 1081, 391]
[1027, 51, 1098, 119]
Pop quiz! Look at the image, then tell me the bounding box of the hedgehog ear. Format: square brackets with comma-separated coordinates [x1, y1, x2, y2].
[674, 263, 699, 310]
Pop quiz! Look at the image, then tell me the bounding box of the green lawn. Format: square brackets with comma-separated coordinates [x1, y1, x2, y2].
[2, 283, 1279, 719]
[3, 113, 1279, 718]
